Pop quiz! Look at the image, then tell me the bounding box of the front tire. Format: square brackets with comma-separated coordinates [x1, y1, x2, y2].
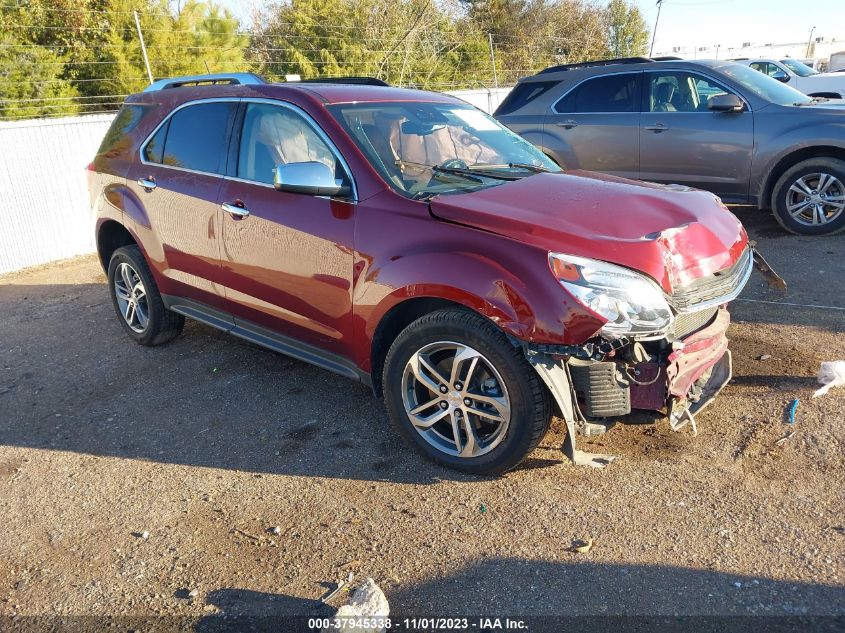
[107, 245, 184, 346]
[771, 158, 845, 235]
[382, 309, 551, 475]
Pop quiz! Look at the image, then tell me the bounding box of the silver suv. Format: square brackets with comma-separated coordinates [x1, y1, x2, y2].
[495, 57, 845, 235]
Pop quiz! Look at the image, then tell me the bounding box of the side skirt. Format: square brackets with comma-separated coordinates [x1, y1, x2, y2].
[161, 295, 371, 387]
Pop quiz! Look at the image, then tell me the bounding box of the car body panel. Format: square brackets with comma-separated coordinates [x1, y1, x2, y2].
[544, 111, 640, 178]
[216, 178, 357, 359]
[639, 109, 754, 202]
[428, 171, 748, 293]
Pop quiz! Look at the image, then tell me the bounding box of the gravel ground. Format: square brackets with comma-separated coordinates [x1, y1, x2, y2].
[0, 208, 843, 628]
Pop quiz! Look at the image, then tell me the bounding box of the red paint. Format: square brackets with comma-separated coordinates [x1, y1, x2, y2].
[91, 82, 749, 380]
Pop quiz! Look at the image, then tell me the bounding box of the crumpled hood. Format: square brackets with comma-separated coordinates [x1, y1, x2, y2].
[429, 170, 748, 292]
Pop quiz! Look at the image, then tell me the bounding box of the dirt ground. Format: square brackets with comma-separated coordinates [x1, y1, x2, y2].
[1, 208, 843, 629]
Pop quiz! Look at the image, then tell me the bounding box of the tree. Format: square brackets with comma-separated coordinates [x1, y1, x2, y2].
[603, 0, 649, 58]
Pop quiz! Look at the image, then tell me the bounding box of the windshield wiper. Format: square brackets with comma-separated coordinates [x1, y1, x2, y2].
[507, 162, 552, 173]
[433, 165, 521, 181]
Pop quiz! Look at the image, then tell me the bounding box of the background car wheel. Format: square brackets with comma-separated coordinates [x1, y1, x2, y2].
[383, 309, 551, 475]
[772, 158, 845, 235]
[107, 245, 184, 346]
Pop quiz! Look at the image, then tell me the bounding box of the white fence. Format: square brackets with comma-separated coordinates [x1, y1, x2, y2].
[0, 87, 513, 275]
[0, 114, 115, 274]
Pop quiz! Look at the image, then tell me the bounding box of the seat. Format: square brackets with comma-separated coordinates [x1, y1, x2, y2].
[654, 82, 678, 112]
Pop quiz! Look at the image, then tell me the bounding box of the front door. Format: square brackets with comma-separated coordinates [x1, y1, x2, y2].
[217, 101, 357, 360]
[128, 100, 238, 307]
[639, 70, 753, 203]
[543, 72, 641, 179]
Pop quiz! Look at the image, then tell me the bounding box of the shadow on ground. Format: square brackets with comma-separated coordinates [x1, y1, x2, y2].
[192, 558, 845, 632]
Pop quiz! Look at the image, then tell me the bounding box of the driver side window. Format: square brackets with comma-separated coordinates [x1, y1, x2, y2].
[237, 103, 337, 185]
[646, 72, 733, 112]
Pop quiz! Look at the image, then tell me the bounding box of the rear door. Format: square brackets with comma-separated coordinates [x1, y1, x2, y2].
[128, 100, 237, 306]
[639, 70, 753, 202]
[543, 72, 641, 178]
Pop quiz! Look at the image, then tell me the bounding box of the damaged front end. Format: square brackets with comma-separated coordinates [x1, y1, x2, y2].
[527, 246, 780, 468]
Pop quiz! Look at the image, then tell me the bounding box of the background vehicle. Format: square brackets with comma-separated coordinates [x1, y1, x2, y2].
[90, 73, 753, 474]
[495, 57, 845, 235]
[734, 58, 845, 98]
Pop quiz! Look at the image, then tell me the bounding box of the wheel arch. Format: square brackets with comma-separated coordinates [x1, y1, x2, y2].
[759, 145, 845, 208]
[96, 219, 137, 272]
[369, 296, 479, 397]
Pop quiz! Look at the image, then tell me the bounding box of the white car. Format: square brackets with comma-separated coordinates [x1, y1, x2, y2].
[735, 58, 845, 98]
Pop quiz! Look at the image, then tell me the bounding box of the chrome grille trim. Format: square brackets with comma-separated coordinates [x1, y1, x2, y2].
[669, 247, 753, 313]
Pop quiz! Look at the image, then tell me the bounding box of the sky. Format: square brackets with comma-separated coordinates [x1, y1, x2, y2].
[633, 0, 845, 54]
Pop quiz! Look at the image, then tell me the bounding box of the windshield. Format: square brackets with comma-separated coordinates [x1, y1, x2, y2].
[719, 63, 813, 106]
[327, 101, 560, 199]
[780, 59, 818, 77]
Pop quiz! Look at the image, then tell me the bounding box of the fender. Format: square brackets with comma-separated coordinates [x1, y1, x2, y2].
[355, 232, 605, 372]
[753, 122, 845, 205]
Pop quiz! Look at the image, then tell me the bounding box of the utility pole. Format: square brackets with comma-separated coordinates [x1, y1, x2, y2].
[649, 0, 664, 58]
[134, 10, 154, 85]
[806, 25, 816, 58]
[488, 33, 499, 90]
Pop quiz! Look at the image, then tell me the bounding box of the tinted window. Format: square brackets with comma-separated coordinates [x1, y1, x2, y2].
[495, 81, 559, 115]
[143, 119, 168, 164]
[237, 103, 337, 185]
[159, 102, 235, 173]
[96, 104, 148, 160]
[554, 74, 639, 113]
[646, 72, 733, 112]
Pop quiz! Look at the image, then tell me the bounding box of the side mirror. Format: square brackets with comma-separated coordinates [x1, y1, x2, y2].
[273, 161, 350, 197]
[707, 93, 745, 113]
[772, 72, 790, 83]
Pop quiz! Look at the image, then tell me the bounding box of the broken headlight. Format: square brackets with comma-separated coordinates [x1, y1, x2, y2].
[549, 253, 673, 337]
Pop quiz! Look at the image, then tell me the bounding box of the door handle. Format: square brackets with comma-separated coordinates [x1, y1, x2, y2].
[644, 124, 669, 132]
[137, 177, 156, 191]
[221, 201, 250, 219]
[555, 120, 579, 129]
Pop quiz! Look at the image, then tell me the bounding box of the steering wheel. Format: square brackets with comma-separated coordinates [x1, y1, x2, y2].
[439, 158, 469, 171]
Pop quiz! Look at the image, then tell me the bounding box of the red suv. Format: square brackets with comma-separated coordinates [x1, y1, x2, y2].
[89, 73, 756, 474]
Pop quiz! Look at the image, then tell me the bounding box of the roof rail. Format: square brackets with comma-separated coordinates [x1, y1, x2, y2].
[143, 72, 266, 93]
[537, 56, 654, 74]
[652, 56, 684, 61]
[295, 76, 390, 86]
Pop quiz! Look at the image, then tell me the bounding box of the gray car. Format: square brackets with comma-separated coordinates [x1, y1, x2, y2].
[495, 57, 845, 235]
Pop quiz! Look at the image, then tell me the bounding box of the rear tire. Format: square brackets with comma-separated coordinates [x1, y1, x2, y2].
[107, 245, 184, 346]
[771, 158, 845, 235]
[382, 309, 551, 475]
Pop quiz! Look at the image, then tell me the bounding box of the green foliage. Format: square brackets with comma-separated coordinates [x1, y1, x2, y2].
[0, 0, 651, 119]
[604, 0, 649, 58]
[0, 33, 80, 118]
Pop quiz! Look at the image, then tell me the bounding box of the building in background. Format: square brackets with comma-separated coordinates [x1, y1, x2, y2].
[656, 36, 845, 71]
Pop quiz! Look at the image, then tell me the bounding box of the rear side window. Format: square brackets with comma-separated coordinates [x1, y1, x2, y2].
[96, 104, 148, 159]
[145, 102, 236, 173]
[554, 74, 640, 113]
[495, 81, 559, 116]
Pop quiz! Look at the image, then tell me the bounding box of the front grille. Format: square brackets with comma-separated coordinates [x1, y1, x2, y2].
[671, 306, 719, 339]
[670, 247, 753, 312]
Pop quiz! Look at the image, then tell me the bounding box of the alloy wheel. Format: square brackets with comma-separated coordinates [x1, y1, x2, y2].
[113, 262, 149, 333]
[401, 341, 511, 458]
[785, 172, 845, 227]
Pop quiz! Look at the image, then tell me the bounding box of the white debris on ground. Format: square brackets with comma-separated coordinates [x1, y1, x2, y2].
[813, 361, 845, 398]
[323, 578, 390, 633]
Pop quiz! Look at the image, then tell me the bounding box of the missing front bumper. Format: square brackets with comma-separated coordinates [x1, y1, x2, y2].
[525, 307, 734, 467]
